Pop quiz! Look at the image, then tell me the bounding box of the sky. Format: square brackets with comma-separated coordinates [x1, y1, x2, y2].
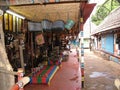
[89, 0, 105, 4]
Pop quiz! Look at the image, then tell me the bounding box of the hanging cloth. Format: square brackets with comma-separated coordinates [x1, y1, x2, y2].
[65, 12, 75, 30]
[52, 12, 65, 32]
[28, 21, 42, 31]
[35, 34, 45, 45]
[41, 13, 52, 32]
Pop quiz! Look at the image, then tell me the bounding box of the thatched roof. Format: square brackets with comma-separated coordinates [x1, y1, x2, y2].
[0, 0, 96, 35]
[9, 3, 80, 22]
[0, 0, 88, 22]
[0, 0, 96, 24]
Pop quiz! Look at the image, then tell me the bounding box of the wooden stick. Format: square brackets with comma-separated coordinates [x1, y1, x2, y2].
[31, 32, 34, 68]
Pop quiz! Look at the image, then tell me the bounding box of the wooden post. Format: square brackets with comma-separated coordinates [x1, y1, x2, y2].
[31, 32, 34, 68]
[19, 45, 25, 73]
[16, 45, 25, 90]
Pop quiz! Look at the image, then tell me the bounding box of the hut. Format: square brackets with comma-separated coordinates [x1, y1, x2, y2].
[92, 6, 120, 64]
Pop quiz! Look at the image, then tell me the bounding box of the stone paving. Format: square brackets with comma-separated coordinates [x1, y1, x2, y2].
[83, 49, 120, 90]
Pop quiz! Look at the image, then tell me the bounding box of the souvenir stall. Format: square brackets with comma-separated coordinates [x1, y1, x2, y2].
[3, 11, 26, 72]
[25, 11, 76, 84]
[27, 20, 63, 85]
[3, 10, 75, 85]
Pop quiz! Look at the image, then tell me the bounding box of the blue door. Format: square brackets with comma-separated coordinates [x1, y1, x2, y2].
[105, 34, 114, 53]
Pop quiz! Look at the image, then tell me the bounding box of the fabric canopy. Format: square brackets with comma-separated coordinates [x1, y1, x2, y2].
[81, 3, 96, 24]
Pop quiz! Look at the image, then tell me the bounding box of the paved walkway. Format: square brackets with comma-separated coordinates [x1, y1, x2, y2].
[84, 49, 120, 90]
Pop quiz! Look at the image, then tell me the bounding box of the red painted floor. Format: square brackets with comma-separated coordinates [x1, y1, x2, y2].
[24, 49, 81, 90]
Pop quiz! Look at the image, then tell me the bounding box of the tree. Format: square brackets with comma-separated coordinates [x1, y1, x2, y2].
[91, 0, 120, 25]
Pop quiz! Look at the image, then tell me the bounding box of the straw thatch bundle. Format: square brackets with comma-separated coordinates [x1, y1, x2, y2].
[9, 3, 80, 23]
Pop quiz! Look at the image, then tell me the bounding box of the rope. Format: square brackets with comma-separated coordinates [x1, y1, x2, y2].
[0, 68, 18, 75]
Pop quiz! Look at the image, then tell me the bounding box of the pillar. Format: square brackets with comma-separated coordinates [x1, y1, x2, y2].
[80, 17, 84, 88]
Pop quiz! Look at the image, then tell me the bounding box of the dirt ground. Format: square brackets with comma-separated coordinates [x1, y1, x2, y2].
[83, 49, 120, 90]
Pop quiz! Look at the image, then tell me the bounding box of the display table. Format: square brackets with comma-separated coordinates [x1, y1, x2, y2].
[30, 65, 59, 85]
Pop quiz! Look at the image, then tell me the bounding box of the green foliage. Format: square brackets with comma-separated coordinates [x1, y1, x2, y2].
[112, 0, 120, 9]
[91, 0, 120, 26]
[91, 14, 102, 25]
